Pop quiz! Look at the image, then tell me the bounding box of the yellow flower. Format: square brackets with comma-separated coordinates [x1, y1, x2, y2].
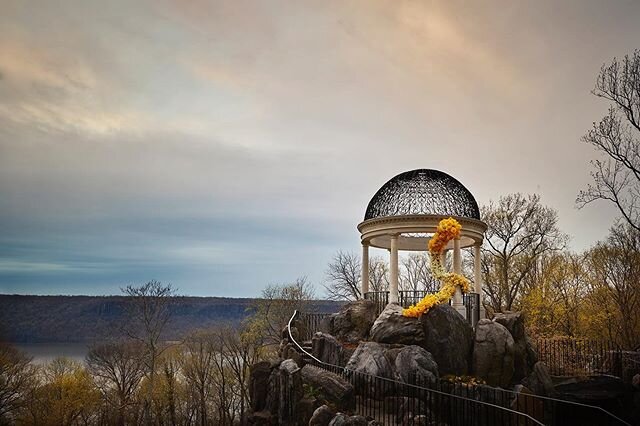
[402, 218, 470, 318]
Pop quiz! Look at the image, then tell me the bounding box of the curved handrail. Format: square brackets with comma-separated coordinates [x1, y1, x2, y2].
[287, 310, 545, 426]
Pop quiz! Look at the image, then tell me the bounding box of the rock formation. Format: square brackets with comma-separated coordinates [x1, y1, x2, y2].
[420, 304, 474, 376]
[472, 319, 515, 387]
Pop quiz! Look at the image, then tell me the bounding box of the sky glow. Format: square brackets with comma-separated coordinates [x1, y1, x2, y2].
[1, 0, 639, 296]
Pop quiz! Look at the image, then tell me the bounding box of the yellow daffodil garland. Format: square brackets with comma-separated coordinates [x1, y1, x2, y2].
[402, 218, 471, 318]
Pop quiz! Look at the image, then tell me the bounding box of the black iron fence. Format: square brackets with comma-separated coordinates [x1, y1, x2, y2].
[304, 357, 545, 426]
[463, 292, 481, 328]
[290, 311, 632, 426]
[364, 290, 481, 326]
[534, 338, 623, 377]
[294, 312, 329, 341]
[364, 290, 390, 315]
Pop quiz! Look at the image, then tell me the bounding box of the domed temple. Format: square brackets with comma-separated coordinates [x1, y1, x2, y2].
[357, 169, 487, 319]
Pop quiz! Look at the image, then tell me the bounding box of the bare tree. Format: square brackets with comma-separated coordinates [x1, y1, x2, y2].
[399, 253, 439, 293]
[586, 223, 640, 349]
[218, 326, 262, 423]
[520, 252, 588, 337]
[0, 343, 36, 423]
[121, 280, 177, 426]
[245, 277, 315, 348]
[180, 330, 216, 426]
[324, 251, 361, 300]
[577, 50, 640, 231]
[324, 251, 393, 301]
[86, 341, 145, 426]
[368, 256, 390, 293]
[481, 194, 567, 312]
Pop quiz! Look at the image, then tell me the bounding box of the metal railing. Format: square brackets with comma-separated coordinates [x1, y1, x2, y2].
[363, 290, 390, 315]
[288, 311, 544, 426]
[290, 311, 632, 426]
[364, 291, 481, 327]
[534, 338, 623, 377]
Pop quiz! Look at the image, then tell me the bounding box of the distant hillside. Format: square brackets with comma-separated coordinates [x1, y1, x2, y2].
[0, 295, 344, 343]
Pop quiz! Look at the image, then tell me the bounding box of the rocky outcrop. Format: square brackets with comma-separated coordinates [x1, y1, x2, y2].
[472, 319, 515, 387]
[326, 299, 378, 343]
[309, 405, 335, 426]
[248, 359, 306, 426]
[493, 311, 535, 381]
[370, 304, 426, 346]
[523, 361, 554, 396]
[278, 359, 303, 425]
[393, 345, 439, 384]
[421, 304, 474, 376]
[300, 364, 355, 411]
[312, 332, 347, 366]
[279, 342, 303, 366]
[249, 361, 273, 412]
[345, 342, 394, 379]
[328, 414, 368, 426]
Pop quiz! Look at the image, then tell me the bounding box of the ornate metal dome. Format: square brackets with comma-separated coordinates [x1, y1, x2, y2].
[364, 169, 480, 220]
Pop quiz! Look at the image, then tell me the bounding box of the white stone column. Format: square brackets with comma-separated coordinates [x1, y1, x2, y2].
[389, 234, 399, 304]
[361, 242, 369, 299]
[452, 237, 464, 311]
[473, 243, 482, 294]
[474, 243, 485, 318]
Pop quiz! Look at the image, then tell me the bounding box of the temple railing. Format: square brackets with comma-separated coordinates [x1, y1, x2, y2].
[364, 290, 481, 327]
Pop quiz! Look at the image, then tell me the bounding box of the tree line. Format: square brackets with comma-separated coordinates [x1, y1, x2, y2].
[0, 279, 315, 425]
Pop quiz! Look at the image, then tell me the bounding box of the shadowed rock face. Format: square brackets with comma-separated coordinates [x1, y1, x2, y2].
[393, 345, 439, 384]
[345, 341, 394, 379]
[472, 319, 515, 387]
[309, 405, 335, 426]
[300, 364, 355, 411]
[327, 299, 377, 344]
[523, 361, 554, 396]
[420, 304, 474, 376]
[493, 311, 536, 381]
[312, 332, 347, 366]
[249, 361, 272, 412]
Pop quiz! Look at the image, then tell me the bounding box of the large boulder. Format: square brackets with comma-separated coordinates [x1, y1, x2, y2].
[472, 319, 515, 387]
[369, 304, 426, 346]
[328, 299, 378, 343]
[493, 311, 535, 381]
[393, 345, 439, 384]
[300, 364, 355, 411]
[523, 361, 554, 396]
[249, 361, 272, 412]
[328, 414, 368, 426]
[312, 332, 347, 367]
[277, 359, 303, 426]
[420, 304, 474, 376]
[345, 342, 394, 379]
[279, 342, 303, 367]
[309, 405, 335, 426]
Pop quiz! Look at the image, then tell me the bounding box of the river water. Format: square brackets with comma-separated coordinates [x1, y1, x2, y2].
[14, 343, 89, 364]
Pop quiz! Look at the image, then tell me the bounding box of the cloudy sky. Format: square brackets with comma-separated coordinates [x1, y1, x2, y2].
[1, 0, 639, 297]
